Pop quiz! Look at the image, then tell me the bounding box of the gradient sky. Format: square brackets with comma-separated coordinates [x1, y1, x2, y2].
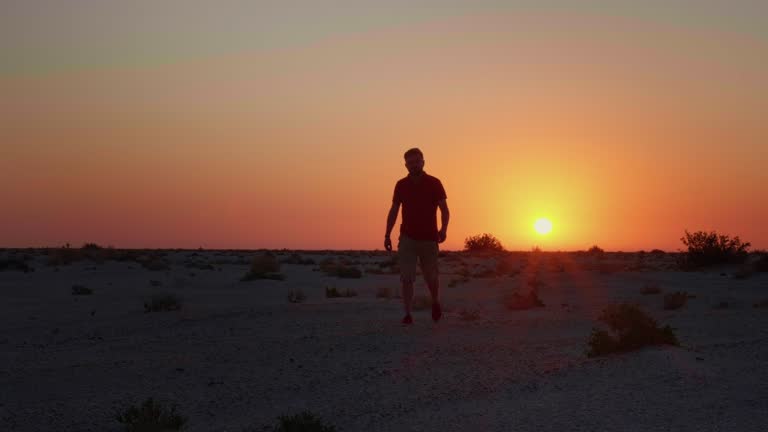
[1, 0, 766, 251]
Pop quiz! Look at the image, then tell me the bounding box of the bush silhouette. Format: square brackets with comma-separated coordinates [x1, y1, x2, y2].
[587, 303, 679, 357]
[242, 253, 285, 281]
[464, 233, 504, 253]
[287, 289, 306, 303]
[678, 230, 750, 269]
[71, 285, 93, 295]
[325, 285, 356, 298]
[0, 257, 34, 272]
[587, 245, 605, 254]
[114, 397, 187, 432]
[640, 283, 661, 295]
[144, 293, 183, 312]
[663, 291, 689, 310]
[319, 259, 362, 278]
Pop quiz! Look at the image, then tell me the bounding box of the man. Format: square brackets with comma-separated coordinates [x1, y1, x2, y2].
[385, 148, 449, 325]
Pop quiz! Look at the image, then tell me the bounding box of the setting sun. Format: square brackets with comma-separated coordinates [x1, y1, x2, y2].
[534, 218, 553, 235]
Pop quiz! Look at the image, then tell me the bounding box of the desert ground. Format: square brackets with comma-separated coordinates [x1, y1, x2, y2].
[1, 247, 767, 431]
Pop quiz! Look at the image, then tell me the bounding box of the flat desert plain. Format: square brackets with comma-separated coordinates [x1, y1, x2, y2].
[1, 249, 767, 431]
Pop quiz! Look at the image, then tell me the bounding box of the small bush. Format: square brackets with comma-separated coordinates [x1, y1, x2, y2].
[464, 233, 504, 253]
[732, 265, 755, 279]
[242, 253, 285, 281]
[250, 253, 280, 273]
[587, 245, 605, 255]
[376, 286, 392, 299]
[586, 303, 679, 357]
[678, 229, 751, 269]
[273, 410, 337, 432]
[281, 253, 316, 265]
[114, 397, 187, 432]
[325, 285, 356, 298]
[0, 257, 34, 272]
[503, 290, 545, 310]
[333, 266, 362, 278]
[287, 289, 306, 303]
[144, 293, 183, 312]
[71, 285, 93, 295]
[139, 256, 171, 272]
[663, 291, 688, 310]
[640, 283, 661, 295]
[319, 258, 362, 278]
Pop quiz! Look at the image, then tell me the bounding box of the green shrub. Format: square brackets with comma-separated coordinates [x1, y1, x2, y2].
[678, 230, 751, 269]
[464, 233, 504, 253]
[114, 397, 187, 431]
[586, 303, 679, 357]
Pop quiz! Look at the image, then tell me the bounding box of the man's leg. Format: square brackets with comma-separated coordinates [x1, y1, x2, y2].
[398, 235, 418, 320]
[419, 241, 442, 321]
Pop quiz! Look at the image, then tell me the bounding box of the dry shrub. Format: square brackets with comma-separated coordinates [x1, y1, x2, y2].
[663, 291, 689, 310]
[586, 303, 679, 357]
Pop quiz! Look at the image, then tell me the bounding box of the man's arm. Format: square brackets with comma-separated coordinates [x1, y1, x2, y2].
[437, 198, 449, 233]
[385, 201, 400, 238]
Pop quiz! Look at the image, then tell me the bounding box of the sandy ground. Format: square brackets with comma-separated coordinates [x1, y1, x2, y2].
[1, 249, 767, 431]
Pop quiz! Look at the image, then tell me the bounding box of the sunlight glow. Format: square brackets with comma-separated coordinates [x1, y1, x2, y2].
[534, 218, 553, 235]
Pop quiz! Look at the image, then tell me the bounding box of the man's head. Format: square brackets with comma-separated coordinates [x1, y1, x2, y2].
[404, 148, 424, 175]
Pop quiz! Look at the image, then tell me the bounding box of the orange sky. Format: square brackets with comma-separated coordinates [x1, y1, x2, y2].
[1, 1, 766, 251]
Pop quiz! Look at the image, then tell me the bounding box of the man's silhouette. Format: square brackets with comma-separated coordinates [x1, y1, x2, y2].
[385, 148, 449, 325]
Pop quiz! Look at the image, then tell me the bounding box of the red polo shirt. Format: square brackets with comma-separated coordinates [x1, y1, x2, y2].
[392, 172, 447, 241]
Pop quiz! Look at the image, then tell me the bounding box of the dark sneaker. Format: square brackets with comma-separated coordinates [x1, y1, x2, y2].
[401, 314, 413, 325]
[431, 302, 442, 322]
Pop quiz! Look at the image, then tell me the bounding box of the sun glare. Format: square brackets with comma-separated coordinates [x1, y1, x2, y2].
[534, 218, 553, 235]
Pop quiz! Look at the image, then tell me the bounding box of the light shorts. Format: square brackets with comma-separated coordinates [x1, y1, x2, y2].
[397, 234, 439, 284]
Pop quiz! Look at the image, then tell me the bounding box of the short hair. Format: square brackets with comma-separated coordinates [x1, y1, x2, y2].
[403, 148, 423, 160]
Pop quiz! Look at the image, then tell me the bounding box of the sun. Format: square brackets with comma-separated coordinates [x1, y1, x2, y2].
[534, 218, 553, 235]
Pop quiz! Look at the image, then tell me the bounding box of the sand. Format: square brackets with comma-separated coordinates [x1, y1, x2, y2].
[1, 249, 767, 431]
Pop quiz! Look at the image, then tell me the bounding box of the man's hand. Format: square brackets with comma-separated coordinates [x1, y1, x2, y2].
[384, 236, 393, 252]
[438, 229, 447, 244]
